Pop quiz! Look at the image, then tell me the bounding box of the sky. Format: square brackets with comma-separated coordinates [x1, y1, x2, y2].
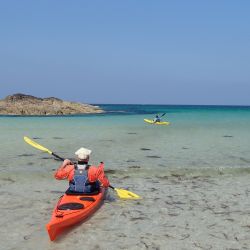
[0, 0, 249, 105]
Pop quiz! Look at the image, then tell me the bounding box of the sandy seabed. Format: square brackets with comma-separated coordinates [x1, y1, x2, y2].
[1, 171, 250, 250]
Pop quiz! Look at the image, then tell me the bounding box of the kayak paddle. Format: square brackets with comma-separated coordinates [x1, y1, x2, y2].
[23, 136, 141, 199]
[109, 185, 141, 199]
[24, 136, 65, 161]
[160, 113, 166, 117]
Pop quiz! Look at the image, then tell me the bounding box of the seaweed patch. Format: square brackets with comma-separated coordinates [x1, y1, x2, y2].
[18, 154, 35, 157]
[128, 165, 141, 169]
[105, 169, 117, 174]
[1, 177, 15, 183]
[126, 160, 136, 162]
[239, 157, 250, 163]
[50, 190, 64, 194]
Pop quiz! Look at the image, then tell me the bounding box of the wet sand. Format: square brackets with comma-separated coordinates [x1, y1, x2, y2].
[1, 170, 250, 250]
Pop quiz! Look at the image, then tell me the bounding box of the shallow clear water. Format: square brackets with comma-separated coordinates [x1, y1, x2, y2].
[1, 105, 250, 249]
[1, 105, 250, 176]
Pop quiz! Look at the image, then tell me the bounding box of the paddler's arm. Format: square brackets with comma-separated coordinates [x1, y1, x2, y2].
[88, 162, 110, 188]
[97, 162, 110, 188]
[54, 159, 74, 180]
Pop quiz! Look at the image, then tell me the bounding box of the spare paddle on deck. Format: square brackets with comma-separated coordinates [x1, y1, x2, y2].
[23, 136, 141, 199]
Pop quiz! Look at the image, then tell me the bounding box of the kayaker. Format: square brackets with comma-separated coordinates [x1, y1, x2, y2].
[153, 114, 161, 123]
[54, 147, 110, 193]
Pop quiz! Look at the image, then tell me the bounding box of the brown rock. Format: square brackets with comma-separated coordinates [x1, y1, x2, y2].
[0, 93, 104, 115]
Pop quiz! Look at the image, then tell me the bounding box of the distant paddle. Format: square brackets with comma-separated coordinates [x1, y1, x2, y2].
[160, 113, 166, 118]
[23, 136, 141, 199]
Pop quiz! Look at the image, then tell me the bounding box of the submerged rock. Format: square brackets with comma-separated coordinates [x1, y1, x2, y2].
[0, 93, 104, 115]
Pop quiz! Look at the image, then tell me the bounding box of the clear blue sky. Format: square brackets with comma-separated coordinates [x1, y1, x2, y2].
[0, 0, 249, 105]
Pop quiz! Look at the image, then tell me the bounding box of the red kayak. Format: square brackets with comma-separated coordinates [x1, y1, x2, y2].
[46, 187, 105, 241]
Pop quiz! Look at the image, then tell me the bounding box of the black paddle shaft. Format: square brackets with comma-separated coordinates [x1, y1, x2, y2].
[52, 152, 65, 161]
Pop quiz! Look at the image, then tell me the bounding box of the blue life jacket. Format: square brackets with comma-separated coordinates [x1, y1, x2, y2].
[69, 164, 100, 193]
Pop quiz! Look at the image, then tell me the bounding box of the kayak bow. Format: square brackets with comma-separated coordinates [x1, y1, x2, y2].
[46, 188, 105, 241]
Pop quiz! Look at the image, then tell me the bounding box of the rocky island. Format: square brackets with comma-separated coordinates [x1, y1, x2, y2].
[0, 93, 104, 115]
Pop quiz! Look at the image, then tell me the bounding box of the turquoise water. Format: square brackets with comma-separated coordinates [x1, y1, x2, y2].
[1, 105, 250, 176]
[1, 105, 250, 249]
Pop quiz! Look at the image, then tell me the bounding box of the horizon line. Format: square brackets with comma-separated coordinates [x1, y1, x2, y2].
[92, 103, 250, 107]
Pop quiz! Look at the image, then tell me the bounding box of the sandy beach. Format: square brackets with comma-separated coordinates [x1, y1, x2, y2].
[1, 168, 250, 250]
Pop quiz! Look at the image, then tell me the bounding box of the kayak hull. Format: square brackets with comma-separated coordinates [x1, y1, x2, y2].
[144, 119, 170, 125]
[46, 187, 105, 241]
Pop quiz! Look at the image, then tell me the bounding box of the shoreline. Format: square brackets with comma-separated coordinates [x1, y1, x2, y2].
[0, 113, 105, 117]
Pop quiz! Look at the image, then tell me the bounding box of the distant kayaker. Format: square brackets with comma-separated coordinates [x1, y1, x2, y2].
[54, 147, 110, 193]
[153, 114, 161, 123]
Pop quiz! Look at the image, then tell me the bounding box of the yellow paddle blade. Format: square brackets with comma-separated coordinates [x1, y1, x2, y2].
[114, 188, 141, 199]
[24, 136, 52, 154]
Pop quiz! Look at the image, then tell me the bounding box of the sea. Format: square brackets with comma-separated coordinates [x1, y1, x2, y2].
[1, 104, 250, 250]
[1, 104, 250, 175]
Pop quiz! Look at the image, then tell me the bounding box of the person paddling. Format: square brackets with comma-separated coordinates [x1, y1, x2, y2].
[54, 147, 110, 193]
[153, 114, 161, 123]
[153, 113, 167, 123]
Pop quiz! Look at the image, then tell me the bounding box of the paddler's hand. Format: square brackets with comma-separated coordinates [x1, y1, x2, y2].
[62, 159, 72, 168]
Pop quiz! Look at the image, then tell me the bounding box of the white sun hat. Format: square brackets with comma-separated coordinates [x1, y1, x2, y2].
[75, 147, 92, 160]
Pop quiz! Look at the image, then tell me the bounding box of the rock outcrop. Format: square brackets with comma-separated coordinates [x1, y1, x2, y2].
[0, 93, 104, 115]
